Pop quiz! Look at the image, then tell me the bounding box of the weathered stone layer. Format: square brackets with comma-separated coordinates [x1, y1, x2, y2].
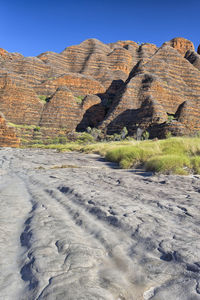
[0, 37, 200, 144]
[0, 113, 20, 147]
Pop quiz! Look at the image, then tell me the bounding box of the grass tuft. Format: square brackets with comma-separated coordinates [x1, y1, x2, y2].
[190, 156, 200, 174]
[145, 154, 191, 175]
[103, 137, 200, 174]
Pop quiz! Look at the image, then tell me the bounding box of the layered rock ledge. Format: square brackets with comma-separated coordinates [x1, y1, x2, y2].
[0, 37, 200, 146]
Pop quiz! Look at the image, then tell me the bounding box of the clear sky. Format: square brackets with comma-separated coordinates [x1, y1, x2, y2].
[1, 0, 200, 57]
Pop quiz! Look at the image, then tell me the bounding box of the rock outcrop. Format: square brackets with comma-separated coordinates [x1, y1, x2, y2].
[0, 37, 200, 145]
[100, 42, 200, 136]
[163, 37, 195, 56]
[0, 113, 20, 147]
[0, 56, 52, 86]
[0, 73, 43, 125]
[39, 87, 82, 130]
[185, 50, 200, 71]
[35, 73, 105, 96]
[77, 95, 105, 130]
[197, 44, 200, 55]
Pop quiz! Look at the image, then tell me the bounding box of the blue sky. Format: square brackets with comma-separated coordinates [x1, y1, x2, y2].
[1, 0, 200, 56]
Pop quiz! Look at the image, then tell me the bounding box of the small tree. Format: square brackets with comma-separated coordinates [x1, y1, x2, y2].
[142, 130, 149, 140]
[120, 127, 128, 139]
[165, 131, 172, 139]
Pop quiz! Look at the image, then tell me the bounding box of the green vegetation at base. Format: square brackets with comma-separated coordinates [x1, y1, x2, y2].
[7, 119, 199, 175]
[191, 156, 200, 174]
[45, 136, 69, 145]
[145, 154, 191, 175]
[105, 137, 200, 175]
[106, 144, 156, 169]
[29, 136, 200, 175]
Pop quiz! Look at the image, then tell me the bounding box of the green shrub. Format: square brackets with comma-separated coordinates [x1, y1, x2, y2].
[167, 115, 175, 122]
[52, 137, 60, 144]
[29, 136, 200, 175]
[106, 147, 130, 163]
[190, 156, 200, 174]
[51, 137, 67, 144]
[113, 133, 122, 141]
[165, 131, 172, 139]
[104, 137, 200, 173]
[32, 139, 43, 144]
[195, 132, 200, 138]
[76, 132, 94, 144]
[145, 154, 191, 175]
[75, 95, 85, 104]
[104, 127, 128, 142]
[106, 146, 149, 169]
[57, 136, 68, 144]
[38, 95, 49, 103]
[142, 130, 149, 140]
[120, 127, 128, 139]
[86, 127, 102, 140]
[34, 126, 40, 132]
[161, 139, 187, 155]
[86, 127, 92, 134]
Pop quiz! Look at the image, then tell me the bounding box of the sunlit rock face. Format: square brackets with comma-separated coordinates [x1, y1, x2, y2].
[39, 87, 83, 130]
[0, 113, 20, 147]
[0, 72, 43, 125]
[0, 37, 200, 145]
[163, 37, 195, 56]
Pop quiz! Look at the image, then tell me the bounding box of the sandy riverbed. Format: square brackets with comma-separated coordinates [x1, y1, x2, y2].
[0, 148, 200, 300]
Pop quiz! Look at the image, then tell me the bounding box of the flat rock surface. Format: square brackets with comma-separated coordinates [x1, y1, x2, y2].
[0, 148, 200, 300]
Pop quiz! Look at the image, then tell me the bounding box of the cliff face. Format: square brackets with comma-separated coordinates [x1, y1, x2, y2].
[0, 113, 20, 147]
[0, 37, 200, 146]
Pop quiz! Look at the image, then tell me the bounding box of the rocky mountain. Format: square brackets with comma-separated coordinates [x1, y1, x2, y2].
[0, 37, 200, 146]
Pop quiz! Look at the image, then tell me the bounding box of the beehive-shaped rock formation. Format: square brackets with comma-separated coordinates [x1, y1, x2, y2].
[0, 73, 43, 125]
[0, 37, 200, 145]
[100, 41, 200, 136]
[39, 87, 82, 130]
[35, 73, 105, 97]
[163, 37, 195, 56]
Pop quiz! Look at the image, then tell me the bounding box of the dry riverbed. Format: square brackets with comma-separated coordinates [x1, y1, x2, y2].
[0, 148, 200, 300]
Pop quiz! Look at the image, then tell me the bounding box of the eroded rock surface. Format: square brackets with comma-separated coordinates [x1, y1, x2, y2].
[0, 113, 19, 147]
[0, 73, 43, 125]
[0, 149, 200, 299]
[39, 87, 82, 130]
[163, 37, 195, 56]
[0, 37, 200, 145]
